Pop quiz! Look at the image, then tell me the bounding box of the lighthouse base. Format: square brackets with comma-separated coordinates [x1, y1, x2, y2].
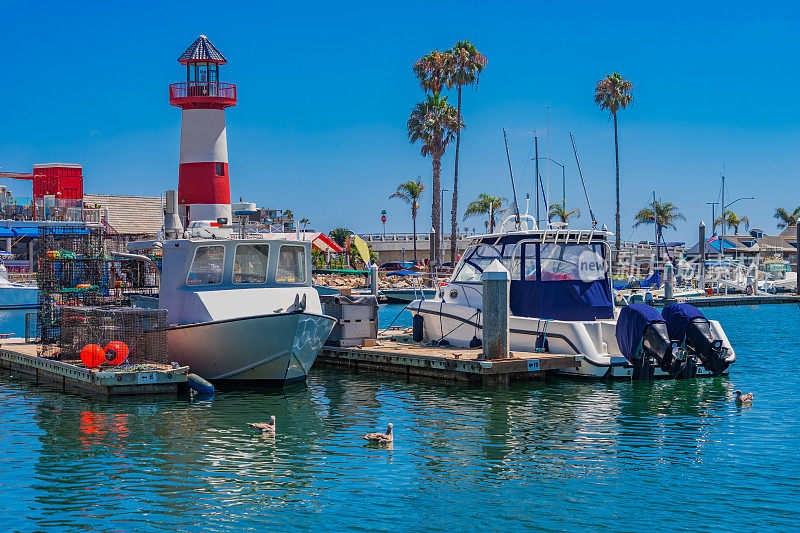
[180, 203, 233, 227]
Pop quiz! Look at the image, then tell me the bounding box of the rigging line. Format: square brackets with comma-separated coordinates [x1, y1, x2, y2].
[502, 128, 521, 224]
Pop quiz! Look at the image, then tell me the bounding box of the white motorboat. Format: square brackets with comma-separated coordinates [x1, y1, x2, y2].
[410, 217, 736, 380]
[0, 261, 38, 309]
[130, 237, 335, 386]
[759, 257, 797, 293]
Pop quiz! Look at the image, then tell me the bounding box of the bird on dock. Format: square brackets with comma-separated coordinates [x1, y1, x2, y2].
[248, 415, 276, 433]
[363, 423, 393, 445]
[734, 390, 754, 406]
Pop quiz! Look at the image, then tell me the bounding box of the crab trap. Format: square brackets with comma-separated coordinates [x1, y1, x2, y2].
[54, 306, 168, 367]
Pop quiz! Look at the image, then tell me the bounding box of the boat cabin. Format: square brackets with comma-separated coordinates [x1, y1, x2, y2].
[130, 238, 317, 325]
[445, 229, 615, 321]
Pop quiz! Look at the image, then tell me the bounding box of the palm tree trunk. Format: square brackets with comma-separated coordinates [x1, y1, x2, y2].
[450, 87, 462, 265]
[432, 153, 442, 266]
[489, 203, 494, 233]
[412, 209, 418, 263]
[614, 112, 621, 267]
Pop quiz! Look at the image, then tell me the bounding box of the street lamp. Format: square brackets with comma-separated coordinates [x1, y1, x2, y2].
[718, 196, 754, 255]
[440, 188, 449, 265]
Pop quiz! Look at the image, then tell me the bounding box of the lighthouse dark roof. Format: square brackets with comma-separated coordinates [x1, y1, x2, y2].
[178, 35, 227, 64]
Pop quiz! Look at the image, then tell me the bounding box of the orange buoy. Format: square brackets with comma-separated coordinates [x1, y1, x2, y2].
[104, 341, 129, 365]
[80, 344, 105, 368]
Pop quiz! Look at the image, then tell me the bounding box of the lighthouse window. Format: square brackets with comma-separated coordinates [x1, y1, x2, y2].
[276, 245, 307, 284]
[187, 245, 225, 285]
[233, 244, 270, 284]
[215, 163, 224, 176]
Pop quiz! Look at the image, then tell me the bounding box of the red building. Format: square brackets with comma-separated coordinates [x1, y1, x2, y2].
[32, 163, 83, 201]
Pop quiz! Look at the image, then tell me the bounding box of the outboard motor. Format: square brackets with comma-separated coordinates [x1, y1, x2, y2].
[662, 304, 734, 376]
[616, 304, 690, 379]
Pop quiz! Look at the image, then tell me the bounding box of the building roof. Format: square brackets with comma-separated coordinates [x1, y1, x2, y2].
[84, 194, 163, 236]
[178, 35, 227, 64]
[779, 225, 799, 237]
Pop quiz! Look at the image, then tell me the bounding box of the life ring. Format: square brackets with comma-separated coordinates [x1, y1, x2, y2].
[745, 285, 753, 296]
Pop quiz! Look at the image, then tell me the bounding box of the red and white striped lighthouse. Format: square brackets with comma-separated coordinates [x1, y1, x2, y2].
[169, 35, 237, 226]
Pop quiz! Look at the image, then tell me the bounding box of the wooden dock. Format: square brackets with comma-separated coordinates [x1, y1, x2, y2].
[0, 338, 189, 397]
[317, 331, 582, 385]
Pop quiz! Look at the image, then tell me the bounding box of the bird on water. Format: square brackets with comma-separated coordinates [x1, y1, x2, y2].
[734, 390, 754, 406]
[248, 415, 276, 433]
[363, 423, 393, 445]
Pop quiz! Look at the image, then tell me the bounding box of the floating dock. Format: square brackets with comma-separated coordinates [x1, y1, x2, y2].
[680, 294, 800, 307]
[0, 338, 189, 397]
[317, 331, 582, 385]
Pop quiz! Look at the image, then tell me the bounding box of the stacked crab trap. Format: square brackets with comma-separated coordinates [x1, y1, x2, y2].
[34, 226, 164, 369]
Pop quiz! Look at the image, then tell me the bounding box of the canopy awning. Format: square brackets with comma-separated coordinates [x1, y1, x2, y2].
[0, 228, 14, 237]
[12, 227, 40, 238]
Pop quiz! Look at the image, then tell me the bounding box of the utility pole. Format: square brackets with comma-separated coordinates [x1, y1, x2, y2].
[706, 202, 719, 236]
[720, 170, 725, 256]
[534, 135, 540, 227]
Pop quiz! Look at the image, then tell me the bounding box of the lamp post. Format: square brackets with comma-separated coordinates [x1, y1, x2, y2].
[440, 188, 449, 266]
[718, 196, 755, 256]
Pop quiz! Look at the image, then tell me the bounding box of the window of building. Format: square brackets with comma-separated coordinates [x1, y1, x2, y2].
[215, 163, 224, 176]
[276, 245, 306, 283]
[233, 244, 269, 284]
[187, 245, 225, 285]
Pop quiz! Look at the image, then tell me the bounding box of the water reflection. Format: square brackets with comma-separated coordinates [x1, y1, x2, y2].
[0, 302, 796, 531]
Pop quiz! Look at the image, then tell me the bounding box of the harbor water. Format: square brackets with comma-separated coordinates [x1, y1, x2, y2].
[0, 304, 798, 532]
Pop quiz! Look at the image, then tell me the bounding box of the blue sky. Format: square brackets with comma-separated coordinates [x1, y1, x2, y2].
[3, 0, 799, 243]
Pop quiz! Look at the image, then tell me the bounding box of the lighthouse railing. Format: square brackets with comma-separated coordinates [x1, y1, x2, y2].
[169, 82, 236, 102]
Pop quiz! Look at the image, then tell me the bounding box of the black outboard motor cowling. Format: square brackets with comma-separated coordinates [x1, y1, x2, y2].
[616, 304, 690, 379]
[662, 304, 733, 376]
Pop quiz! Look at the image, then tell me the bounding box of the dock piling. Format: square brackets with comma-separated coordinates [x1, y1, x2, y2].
[482, 260, 510, 360]
[369, 264, 379, 296]
[664, 262, 674, 300]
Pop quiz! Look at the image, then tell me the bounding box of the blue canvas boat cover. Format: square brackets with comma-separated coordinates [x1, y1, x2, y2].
[661, 303, 706, 341]
[616, 303, 665, 361]
[386, 269, 419, 277]
[509, 278, 614, 321]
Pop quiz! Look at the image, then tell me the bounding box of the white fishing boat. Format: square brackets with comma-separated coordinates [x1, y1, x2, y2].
[0, 259, 37, 309]
[129, 236, 335, 386]
[410, 216, 736, 379]
[759, 256, 797, 293]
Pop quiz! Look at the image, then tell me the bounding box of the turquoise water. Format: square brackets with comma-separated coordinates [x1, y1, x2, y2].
[1, 305, 798, 532]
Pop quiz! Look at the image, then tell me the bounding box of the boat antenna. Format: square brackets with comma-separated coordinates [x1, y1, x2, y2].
[502, 128, 521, 225]
[569, 131, 597, 228]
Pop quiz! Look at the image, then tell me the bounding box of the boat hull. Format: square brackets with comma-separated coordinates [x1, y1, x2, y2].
[168, 311, 335, 385]
[412, 299, 734, 380]
[0, 286, 38, 309]
[381, 288, 436, 304]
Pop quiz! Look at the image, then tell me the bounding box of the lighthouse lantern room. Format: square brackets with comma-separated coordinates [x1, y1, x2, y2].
[169, 35, 237, 227]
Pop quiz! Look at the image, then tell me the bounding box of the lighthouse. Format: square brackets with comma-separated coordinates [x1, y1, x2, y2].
[169, 35, 237, 226]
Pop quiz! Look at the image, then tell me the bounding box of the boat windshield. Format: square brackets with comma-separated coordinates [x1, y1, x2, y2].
[233, 244, 270, 284]
[276, 245, 307, 283]
[187, 245, 225, 285]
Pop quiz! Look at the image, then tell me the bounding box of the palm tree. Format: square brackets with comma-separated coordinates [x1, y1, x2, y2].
[445, 40, 487, 264]
[464, 193, 507, 233]
[633, 199, 685, 262]
[714, 209, 750, 235]
[407, 94, 462, 265]
[413, 49, 452, 95]
[283, 209, 294, 220]
[594, 73, 633, 260]
[329, 227, 351, 248]
[299, 217, 310, 238]
[548, 203, 581, 224]
[389, 178, 426, 262]
[774, 206, 800, 229]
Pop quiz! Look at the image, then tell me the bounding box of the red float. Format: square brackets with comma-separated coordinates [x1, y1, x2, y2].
[80, 344, 105, 368]
[104, 341, 129, 365]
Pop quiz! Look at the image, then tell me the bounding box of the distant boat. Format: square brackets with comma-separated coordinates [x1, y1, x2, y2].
[381, 287, 436, 304]
[0, 262, 37, 309]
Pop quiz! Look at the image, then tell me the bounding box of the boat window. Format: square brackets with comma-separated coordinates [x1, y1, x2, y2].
[277, 245, 306, 283]
[453, 261, 482, 283]
[187, 245, 225, 285]
[233, 244, 270, 284]
[453, 244, 502, 282]
[539, 243, 606, 282]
